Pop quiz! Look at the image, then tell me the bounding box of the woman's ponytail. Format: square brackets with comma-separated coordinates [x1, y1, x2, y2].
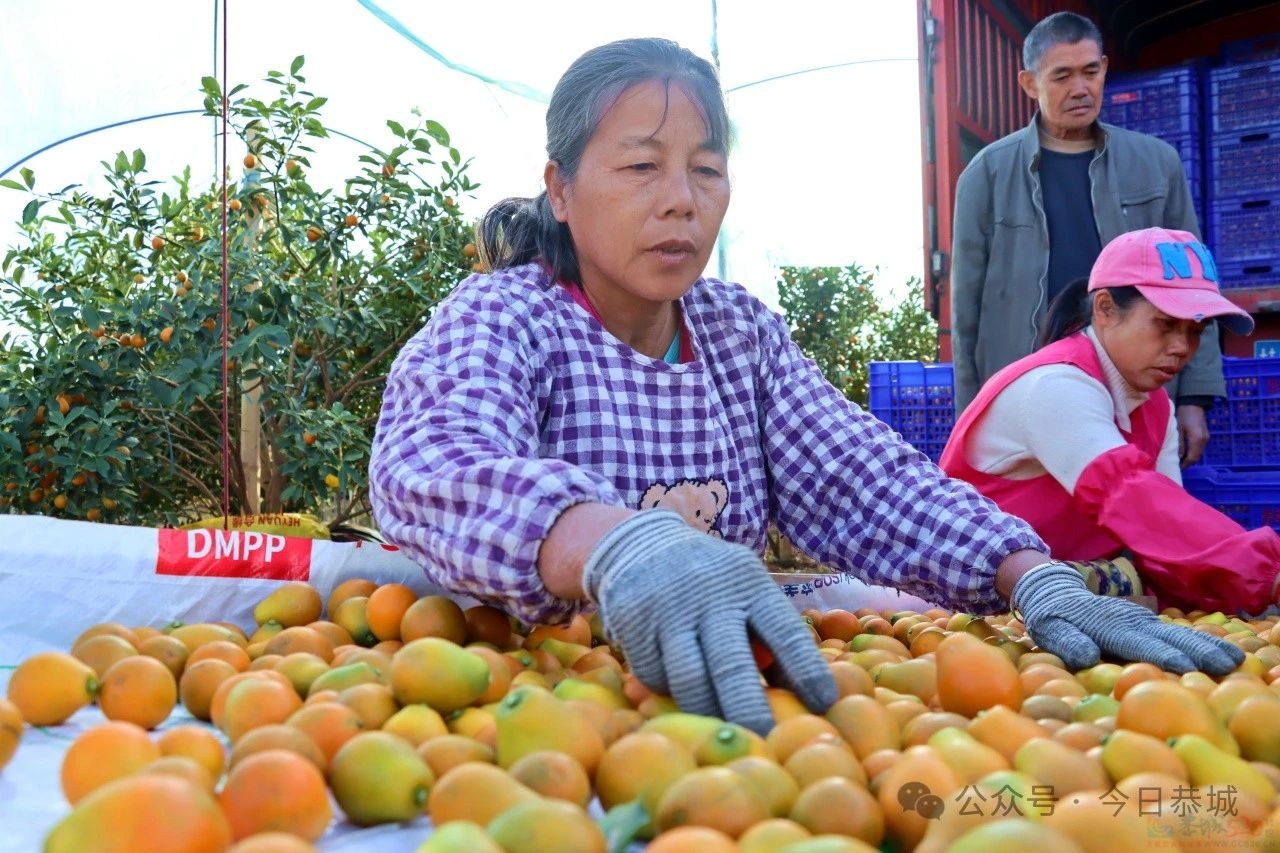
[1038, 277, 1092, 348]
[477, 193, 578, 282]
[1037, 279, 1143, 349]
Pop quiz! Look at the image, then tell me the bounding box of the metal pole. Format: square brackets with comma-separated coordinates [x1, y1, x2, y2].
[712, 0, 728, 281]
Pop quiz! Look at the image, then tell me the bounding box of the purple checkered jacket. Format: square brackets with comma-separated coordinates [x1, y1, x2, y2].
[368, 263, 1046, 624]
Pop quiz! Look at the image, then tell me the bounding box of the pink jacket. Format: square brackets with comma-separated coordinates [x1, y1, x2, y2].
[942, 333, 1278, 614]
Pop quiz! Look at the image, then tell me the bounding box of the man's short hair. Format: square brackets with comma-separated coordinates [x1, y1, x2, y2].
[1022, 12, 1104, 72]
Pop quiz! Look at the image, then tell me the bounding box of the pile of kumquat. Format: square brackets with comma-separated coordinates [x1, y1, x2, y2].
[5, 581, 1280, 851]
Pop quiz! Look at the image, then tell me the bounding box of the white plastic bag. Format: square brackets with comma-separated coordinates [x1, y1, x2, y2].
[769, 571, 939, 614]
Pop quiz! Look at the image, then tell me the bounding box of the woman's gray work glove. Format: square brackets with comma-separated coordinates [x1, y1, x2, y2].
[582, 509, 837, 735]
[1013, 562, 1243, 676]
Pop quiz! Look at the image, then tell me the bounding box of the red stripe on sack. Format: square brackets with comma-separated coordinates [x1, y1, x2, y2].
[155, 528, 313, 581]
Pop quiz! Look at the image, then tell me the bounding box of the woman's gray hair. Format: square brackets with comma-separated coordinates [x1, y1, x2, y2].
[1022, 12, 1104, 72]
[477, 38, 730, 283]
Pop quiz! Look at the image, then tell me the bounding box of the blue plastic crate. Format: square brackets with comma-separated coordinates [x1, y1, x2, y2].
[1209, 124, 1280, 200]
[1209, 59, 1280, 133]
[1221, 34, 1280, 65]
[1201, 358, 1280, 468]
[867, 361, 955, 461]
[1217, 258, 1280, 291]
[1207, 193, 1280, 262]
[1182, 466, 1280, 532]
[1103, 67, 1201, 137]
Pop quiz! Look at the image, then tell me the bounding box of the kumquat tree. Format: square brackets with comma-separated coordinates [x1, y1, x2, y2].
[769, 263, 939, 570]
[0, 56, 477, 529]
[778, 263, 938, 407]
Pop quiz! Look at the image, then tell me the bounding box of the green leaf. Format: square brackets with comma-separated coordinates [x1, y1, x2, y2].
[132, 149, 146, 172]
[304, 96, 327, 111]
[251, 324, 291, 357]
[599, 799, 648, 853]
[200, 76, 221, 98]
[425, 120, 449, 146]
[387, 119, 405, 139]
[228, 325, 268, 359]
[145, 377, 177, 407]
[21, 199, 40, 225]
[19, 167, 34, 189]
[113, 151, 130, 174]
[81, 305, 102, 331]
[290, 55, 305, 76]
[0, 179, 24, 191]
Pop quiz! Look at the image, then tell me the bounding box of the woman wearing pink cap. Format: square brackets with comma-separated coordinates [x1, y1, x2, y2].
[942, 227, 1280, 616]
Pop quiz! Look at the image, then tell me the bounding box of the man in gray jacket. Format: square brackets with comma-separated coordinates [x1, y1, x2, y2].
[951, 11, 1224, 466]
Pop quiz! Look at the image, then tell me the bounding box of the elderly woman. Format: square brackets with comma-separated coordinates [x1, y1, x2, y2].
[368, 39, 1240, 734]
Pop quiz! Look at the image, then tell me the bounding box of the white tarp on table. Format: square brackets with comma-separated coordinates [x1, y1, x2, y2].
[0, 516, 465, 664]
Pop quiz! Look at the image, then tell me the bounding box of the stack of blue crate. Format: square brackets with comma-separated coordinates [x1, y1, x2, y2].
[1206, 44, 1280, 290]
[1187, 356, 1280, 532]
[1181, 40, 1280, 531]
[1200, 358, 1280, 469]
[1102, 63, 1205, 226]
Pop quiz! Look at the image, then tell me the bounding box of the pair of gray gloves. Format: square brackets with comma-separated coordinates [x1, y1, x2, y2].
[583, 510, 1243, 735]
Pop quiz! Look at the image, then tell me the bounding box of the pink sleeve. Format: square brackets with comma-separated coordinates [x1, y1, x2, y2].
[1073, 444, 1279, 614]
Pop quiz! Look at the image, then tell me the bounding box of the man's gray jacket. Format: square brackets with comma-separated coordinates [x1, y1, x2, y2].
[950, 114, 1225, 412]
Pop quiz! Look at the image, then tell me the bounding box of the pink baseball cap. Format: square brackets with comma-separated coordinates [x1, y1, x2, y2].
[1087, 227, 1254, 335]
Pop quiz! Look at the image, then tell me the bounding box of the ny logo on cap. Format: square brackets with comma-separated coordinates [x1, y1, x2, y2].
[1156, 241, 1218, 283]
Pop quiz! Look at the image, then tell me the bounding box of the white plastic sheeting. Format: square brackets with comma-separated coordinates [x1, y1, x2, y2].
[0, 0, 925, 306]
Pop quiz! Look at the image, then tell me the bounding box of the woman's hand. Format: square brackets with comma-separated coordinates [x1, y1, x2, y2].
[579, 509, 837, 735]
[1012, 561, 1242, 675]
